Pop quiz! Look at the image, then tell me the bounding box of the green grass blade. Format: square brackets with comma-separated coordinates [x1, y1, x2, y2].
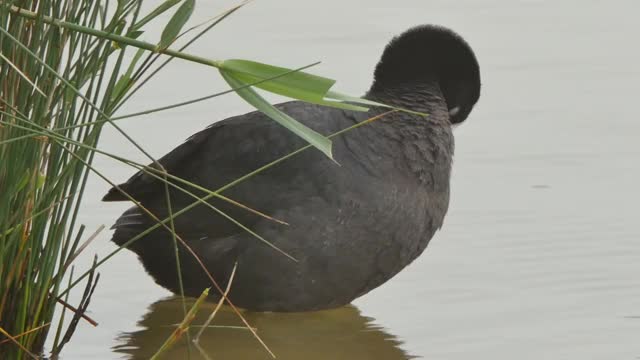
[159, 0, 195, 50]
[220, 69, 333, 159]
[326, 90, 429, 116]
[111, 48, 145, 101]
[133, 0, 182, 31]
[326, 90, 385, 107]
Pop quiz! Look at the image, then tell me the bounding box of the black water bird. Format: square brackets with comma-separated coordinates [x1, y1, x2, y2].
[103, 24, 481, 311]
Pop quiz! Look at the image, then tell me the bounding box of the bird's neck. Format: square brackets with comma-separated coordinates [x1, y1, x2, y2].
[337, 83, 454, 185]
[365, 82, 447, 116]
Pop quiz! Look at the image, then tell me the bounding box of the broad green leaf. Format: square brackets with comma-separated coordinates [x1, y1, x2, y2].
[158, 0, 195, 50]
[220, 70, 333, 159]
[133, 0, 182, 31]
[221, 59, 334, 101]
[221, 59, 368, 111]
[112, 48, 145, 101]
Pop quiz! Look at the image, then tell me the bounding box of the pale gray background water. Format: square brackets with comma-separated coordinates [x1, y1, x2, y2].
[52, 0, 640, 359]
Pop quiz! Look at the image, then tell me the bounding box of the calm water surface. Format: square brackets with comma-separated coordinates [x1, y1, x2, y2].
[53, 0, 640, 359]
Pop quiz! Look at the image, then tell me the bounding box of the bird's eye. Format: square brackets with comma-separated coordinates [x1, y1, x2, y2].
[449, 106, 461, 117]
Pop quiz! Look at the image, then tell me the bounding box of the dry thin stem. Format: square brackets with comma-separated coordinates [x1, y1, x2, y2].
[63, 225, 105, 272]
[53, 296, 98, 327]
[194, 341, 214, 360]
[0, 53, 46, 96]
[194, 261, 238, 343]
[0, 327, 40, 360]
[0, 323, 50, 346]
[207, 193, 289, 226]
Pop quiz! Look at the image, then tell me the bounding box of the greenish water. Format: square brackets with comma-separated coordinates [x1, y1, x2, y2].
[53, 0, 640, 359]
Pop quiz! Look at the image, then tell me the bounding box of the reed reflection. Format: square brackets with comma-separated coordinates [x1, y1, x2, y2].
[114, 297, 412, 360]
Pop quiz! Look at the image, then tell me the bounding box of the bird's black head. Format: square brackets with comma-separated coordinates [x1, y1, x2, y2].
[368, 25, 481, 124]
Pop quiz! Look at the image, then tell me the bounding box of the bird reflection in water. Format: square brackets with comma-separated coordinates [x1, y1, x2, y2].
[113, 297, 413, 360]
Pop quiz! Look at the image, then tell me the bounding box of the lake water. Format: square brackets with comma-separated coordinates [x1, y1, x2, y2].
[53, 0, 640, 359]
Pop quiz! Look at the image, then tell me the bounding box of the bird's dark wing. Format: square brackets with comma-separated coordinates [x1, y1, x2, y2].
[102, 120, 215, 201]
[103, 101, 357, 273]
[102, 101, 347, 203]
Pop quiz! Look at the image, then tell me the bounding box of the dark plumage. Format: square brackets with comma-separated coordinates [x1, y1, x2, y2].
[104, 24, 481, 312]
